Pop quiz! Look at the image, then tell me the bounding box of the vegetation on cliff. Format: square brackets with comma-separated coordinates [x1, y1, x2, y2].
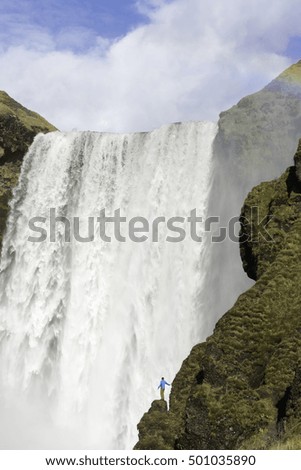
[0, 91, 56, 248]
[135, 142, 301, 450]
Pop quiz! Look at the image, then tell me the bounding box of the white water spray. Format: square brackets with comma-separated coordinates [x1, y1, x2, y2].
[0, 122, 217, 449]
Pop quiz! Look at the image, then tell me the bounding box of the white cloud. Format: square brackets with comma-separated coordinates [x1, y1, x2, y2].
[0, 0, 300, 132]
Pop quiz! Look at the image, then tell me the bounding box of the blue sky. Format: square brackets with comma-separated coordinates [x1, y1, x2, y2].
[25, 0, 143, 38]
[0, 0, 300, 132]
[286, 36, 301, 60]
[0, 0, 147, 45]
[0, 0, 150, 51]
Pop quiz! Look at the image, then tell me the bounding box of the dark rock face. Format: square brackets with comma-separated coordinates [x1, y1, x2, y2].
[0, 91, 56, 248]
[135, 143, 301, 450]
[240, 158, 301, 281]
[294, 139, 301, 182]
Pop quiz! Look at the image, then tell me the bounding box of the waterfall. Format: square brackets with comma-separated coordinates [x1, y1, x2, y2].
[0, 121, 217, 449]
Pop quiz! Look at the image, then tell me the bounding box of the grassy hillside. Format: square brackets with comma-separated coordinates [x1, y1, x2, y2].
[0, 91, 57, 248]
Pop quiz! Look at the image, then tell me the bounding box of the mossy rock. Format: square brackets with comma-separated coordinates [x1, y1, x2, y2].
[0, 91, 57, 164]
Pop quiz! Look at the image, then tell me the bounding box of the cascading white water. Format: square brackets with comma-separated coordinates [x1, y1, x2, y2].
[0, 121, 217, 449]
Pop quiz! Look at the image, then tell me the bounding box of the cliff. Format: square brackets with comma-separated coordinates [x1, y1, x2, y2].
[0, 91, 57, 248]
[203, 59, 301, 335]
[135, 141, 301, 450]
[214, 60, 301, 184]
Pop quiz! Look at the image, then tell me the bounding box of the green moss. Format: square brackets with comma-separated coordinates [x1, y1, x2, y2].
[134, 400, 175, 450]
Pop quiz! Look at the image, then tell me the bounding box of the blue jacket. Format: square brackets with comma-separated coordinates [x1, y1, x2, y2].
[158, 379, 170, 390]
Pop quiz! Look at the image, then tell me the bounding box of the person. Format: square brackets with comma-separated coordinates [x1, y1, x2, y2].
[158, 377, 170, 400]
